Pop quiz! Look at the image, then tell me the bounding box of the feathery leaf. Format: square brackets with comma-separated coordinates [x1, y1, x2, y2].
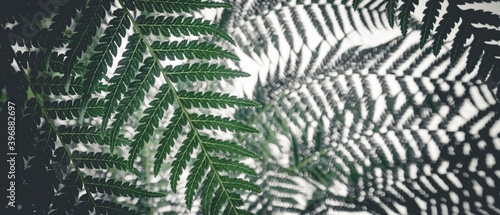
[420, 0, 443, 48]
[151, 40, 239, 61]
[165, 63, 250, 83]
[138, 15, 235, 44]
[154, 108, 188, 176]
[80, 9, 129, 121]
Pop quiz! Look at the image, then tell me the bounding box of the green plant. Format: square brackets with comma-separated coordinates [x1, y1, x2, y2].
[1, 0, 261, 214]
[226, 0, 500, 214]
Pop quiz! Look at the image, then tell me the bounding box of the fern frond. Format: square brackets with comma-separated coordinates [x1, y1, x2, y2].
[72, 151, 140, 176]
[126, 0, 232, 13]
[102, 34, 147, 136]
[137, 15, 235, 44]
[128, 84, 174, 168]
[165, 63, 250, 82]
[46, 1, 84, 48]
[154, 108, 187, 176]
[450, 22, 472, 64]
[201, 136, 259, 158]
[398, 0, 418, 36]
[85, 176, 166, 198]
[432, 4, 459, 55]
[170, 131, 198, 192]
[63, 0, 111, 85]
[80, 9, 129, 120]
[219, 176, 261, 193]
[109, 57, 161, 152]
[386, 0, 399, 28]
[466, 38, 484, 72]
[58, 126, 102, 144]
[191, 114, 259, 133]
[151, 40, 239, 61]
[201, 172, 218, 215]
[78, 197, 140, 215]
[179, 90, 261, 109]
[31, 76, 84, 96]
[186, 153, 210, 209]
[44, 98, 103, 120]
[420, 0, 444, 48]
[211, 157, 257, 176]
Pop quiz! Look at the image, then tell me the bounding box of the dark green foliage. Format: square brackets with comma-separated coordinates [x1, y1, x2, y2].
[227, 1, 500, 214]
[165, 63, 250, 82]
[354, 0, 500, 96]
[44, 98, 104, 120]
[432, 4, 459, 55]
[31, 76, 85, 96]
[170, 131, 199, 192]
[190, 114, 260, 133]
[398, 0, 418, 36]
[80, 8, 129, 120]
[102, 34, 146, 136]
[109, 57, 161, 152]
[63, 0, 111, 85]
[179, 91, 261, 109]
[72, 151, 140, 177]
[386, 0, 399, 28]
[138, 15, 235, 44]
[84, 176, 166, 198]
[420, 0, 443, 48]
[125, 0, 232, 13]
[128, 84, 174, 167]
[1, 0, 259, 214]
[58, 126, 102, 144]
[154, 109, 187, 176]
[151, 40, 240, 61]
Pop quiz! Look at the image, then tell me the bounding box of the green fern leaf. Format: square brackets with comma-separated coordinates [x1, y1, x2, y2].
[224, 193, 245, 214]
[420, 0, 444, 48]
[211, 157, 257, 176]
[219, 176, 261, 193]
[432, 4, 459, 55]
[72, 151, 141, 177]
[109, 57, 161, 153]
[46, 1, 84, 47]
[151, 40, 239, 61]
[201, 172, 218, 215]
[63, 0, 111, 86]
[466, 38, 484, 72]
[154, 109, 187, 176]
[477, 53, 494, 82]
[210, 187, 226, 215]
[352, 0, 362, 10]
[201, 136, 258, 158]
[78, 197, 140, 215]
[85, 176, 166, 198]
[45, 98, 103, 120]
[386, 0, 399, 28]
[190, 114, 259, 133]
[170, 131, 199, 192]
[128, 84, 174, 168]
[58, 126, 101, 144]
[31, 76, 83, 96]
[126, 0, 232, 13]
[165, 63, 250, 82]
[80, 9, 129, 121]
[138, 15, 235, 45]
[186, 153, 210, 210]
[179, 90, 261, 109]
[102, 34, 146, 136]
[398, 0, 418, 36]
[450, 22, 472, 64]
